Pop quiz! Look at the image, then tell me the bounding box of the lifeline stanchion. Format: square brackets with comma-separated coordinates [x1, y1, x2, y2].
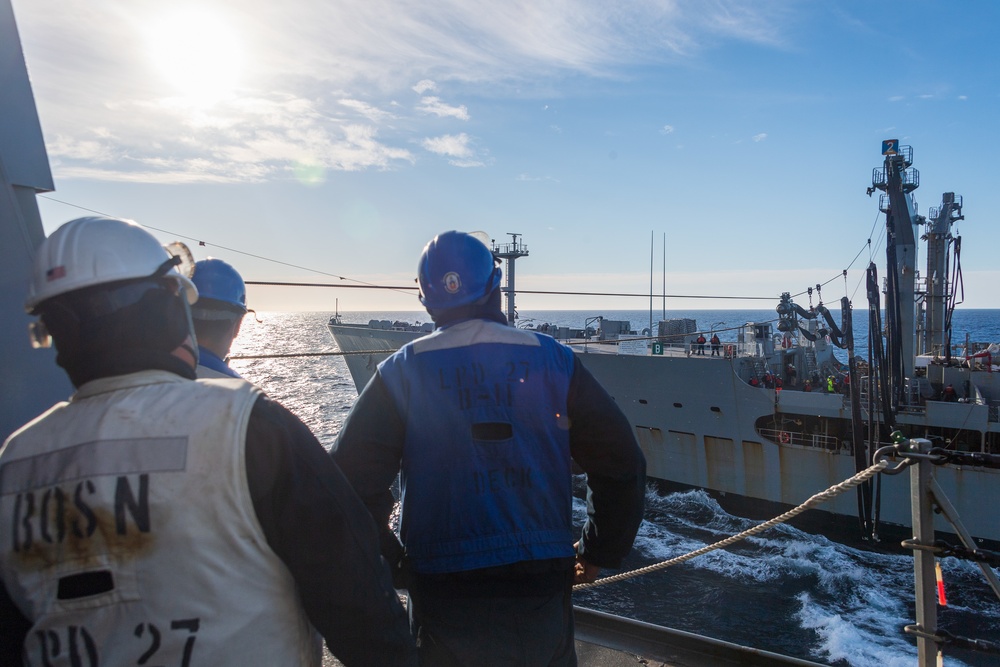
[907, 438, 938, 667]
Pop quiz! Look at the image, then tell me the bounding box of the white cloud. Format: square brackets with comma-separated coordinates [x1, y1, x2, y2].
[958, 95, 968, 101]
[22, 1, 792, 91]
[421, 133, 473, 157]
[14, 0, 794, 183]
[660, 125, 675, 135]
[43, 93, 415, 183]
[329, 125, 417, 171]
[413, 80, 437, 95]
[888, 95, 905, 102]
[47, 134, 118, 163]
[421, 132, 485, 167]
[338, 99, 396, 123]
[417, 96, 470, 121]
[752, 133, 767, 142]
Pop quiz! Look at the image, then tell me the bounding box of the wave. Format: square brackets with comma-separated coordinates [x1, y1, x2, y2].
[574, 486, 997, 666]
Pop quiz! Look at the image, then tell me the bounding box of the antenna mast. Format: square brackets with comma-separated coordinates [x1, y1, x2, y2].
[492, 233, 529, 326]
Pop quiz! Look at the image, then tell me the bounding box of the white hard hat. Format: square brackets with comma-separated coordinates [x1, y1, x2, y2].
[25, 216, 198, 313]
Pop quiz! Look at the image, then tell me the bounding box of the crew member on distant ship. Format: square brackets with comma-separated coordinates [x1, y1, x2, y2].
[942, 383, 958, 401]
[191, 258, 248, 379]
[710, 333, 721, 356]
[826, 375, 836, 393]
[696, 332, 707, 355]
[786, 363, 797, 387]
[749, 376, 761, 388]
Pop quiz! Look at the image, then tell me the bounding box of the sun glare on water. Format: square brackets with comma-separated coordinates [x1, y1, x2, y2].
[146, 8, 243, 106]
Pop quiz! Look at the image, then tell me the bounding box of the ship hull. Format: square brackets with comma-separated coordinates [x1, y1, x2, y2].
[328, 322, 1000, 549]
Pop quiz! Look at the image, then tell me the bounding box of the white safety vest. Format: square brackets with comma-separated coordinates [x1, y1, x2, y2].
[0, 370, 321, 666]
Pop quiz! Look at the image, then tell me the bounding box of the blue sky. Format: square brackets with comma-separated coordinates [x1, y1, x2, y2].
[13, 0, 1000, 312]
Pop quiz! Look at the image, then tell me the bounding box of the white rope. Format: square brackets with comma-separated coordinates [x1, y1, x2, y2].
[574, 459, 890, 592]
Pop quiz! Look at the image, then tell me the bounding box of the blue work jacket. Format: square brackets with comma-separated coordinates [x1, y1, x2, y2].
[378, 319, 577, 574]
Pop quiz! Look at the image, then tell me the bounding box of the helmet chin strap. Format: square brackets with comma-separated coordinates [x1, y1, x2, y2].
[172, 334, 199, 372]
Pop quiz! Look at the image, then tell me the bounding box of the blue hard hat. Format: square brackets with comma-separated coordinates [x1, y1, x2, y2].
[191, 258, 247, 313]
[417, 231, 501, 310]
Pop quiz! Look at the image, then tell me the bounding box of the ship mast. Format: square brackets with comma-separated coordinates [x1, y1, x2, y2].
[871, 141, 920, 386]
[492, 233, 529, 326]
[921, 193, 963, 358]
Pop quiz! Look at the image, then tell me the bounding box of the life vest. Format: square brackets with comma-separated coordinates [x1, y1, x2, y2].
[0, 371, 321, 666]
[378, 319, 577, 574]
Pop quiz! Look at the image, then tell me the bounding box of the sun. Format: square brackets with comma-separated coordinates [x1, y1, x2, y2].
[146, 8, 243, 106]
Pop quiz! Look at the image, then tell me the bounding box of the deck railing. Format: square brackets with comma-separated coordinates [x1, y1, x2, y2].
[760, 427, 842, 452]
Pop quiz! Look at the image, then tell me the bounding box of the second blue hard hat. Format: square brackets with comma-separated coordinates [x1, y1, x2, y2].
[192, 258, 247, 313]
[417, 231, 501, 310]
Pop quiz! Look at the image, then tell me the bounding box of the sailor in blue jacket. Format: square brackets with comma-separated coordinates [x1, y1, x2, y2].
[331, 231, 646, 666]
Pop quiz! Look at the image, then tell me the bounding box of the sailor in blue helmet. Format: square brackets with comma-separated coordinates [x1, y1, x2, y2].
[0, 217, 417, 666]
[332, 230, 646, 666]
[191, 258, 248, 379]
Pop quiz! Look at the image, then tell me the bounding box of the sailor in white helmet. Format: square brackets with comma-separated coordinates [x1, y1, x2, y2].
[0, 217, 417, 666]
[190, 258, 248, 379]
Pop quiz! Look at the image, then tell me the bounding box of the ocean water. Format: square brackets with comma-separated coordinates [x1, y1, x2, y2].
[230, 309, 1000, 667]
